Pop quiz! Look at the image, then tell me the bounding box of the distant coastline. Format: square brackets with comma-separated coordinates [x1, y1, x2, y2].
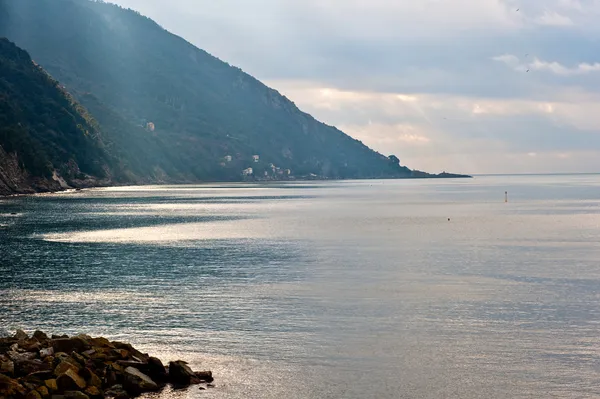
[0, 173, 473, 197]
[471, 172, 599, 177]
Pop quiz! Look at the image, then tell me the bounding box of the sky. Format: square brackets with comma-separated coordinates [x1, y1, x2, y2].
[109, 0, 600, 174]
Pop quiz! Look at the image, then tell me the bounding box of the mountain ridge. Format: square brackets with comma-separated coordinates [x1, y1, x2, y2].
[0, 0, 468, 195]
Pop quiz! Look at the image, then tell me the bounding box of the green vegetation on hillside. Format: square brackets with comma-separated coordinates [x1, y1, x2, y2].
[0, 38, 109, 180]
[0, 0, 419, 182]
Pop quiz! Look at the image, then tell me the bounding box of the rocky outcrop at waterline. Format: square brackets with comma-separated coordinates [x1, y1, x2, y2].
[0, 330, 214, 399]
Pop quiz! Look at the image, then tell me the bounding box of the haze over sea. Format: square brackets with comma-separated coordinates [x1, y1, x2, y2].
[2, 175, 600, 398]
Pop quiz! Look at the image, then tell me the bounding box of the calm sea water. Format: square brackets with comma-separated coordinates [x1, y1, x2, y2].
[2, 175, 600, 398]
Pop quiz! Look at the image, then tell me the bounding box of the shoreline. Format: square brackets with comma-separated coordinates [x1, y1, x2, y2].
[0, 330, 213, 399]
[0, 173, 473, 198]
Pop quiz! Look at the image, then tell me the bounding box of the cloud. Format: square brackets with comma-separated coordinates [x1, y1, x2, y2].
[340, 123, 432, 147]
[534, 10, 574, 26]
[268, 79, 600, 173]
[493, 54, 600, 75]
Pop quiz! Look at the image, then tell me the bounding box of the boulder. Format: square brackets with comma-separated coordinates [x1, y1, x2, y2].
[122, 367, 158, 395]
[112, 343, 148, 363]
[79, 368, 102, 388]
[36, 385, 50, 398]
[45, 379, 58, 392]
[15, 329, 29, 341]
[70, 352, 87, 367]
[0, 338, 18, 354]
[54, 361, 80, 377]
[7, 350, 37, 362]
[54, 354, 81, 370]
[25, 389, 43, 399]
[63, 391, 90, 399]
[104, 369, 118, 388]
[81, 350, 95, 358]
[22, 380, 41, 391]
[110, 363, 124, 374]
[115, 360, 145, 368]
[147, 357, 167, 382]
[56, 369, 87, 391]
[104, 384, 130, 399]
[0, 373, 27, 397]
[113, 349, 129, 359]
[0, 355, 15, 376]
[84, 386, 102, 399]
[40, 347, 55, 359]
[194, 371, 214, 383]
[89, 373, 102, 389]
[27, 371, 54, 381]
[52, 338, 90, 355]
[88, 337, 113, 349]
[33, 331, 49, 341]
[20, 338, 42, 352]
[168, 360, 195, 385]
[15, 359, 51, 376]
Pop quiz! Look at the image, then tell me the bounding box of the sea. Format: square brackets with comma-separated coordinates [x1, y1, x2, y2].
[1, 175, 600, 398]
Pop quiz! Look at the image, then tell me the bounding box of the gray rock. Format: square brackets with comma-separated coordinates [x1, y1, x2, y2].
[15, 359, 51, 376]
[33, 331, 49, 341]
[63, 391, 90, 399]
[168, 360, 195, 385]
[122, 366, 158, 394]
[25, 389, 42, 399]
[104, 384, 130, 399]
[0, 354, 15, 376]
[56, 369, 87, 391]
[194, 370, 213, 383]
[7, 351, 37, 362]
[54, 360, 80, 377]
[40, 347, 54, 358]
[0, 373, 27, 396]
[15, 329, 29, 341]
[27, 370, 54, 380]
[51, 338, 90, 354]
[20, 339, 42, 352]
[147, 357, 167, 382]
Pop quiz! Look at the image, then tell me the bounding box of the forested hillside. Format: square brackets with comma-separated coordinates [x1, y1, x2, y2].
[0, 38, 111, 195]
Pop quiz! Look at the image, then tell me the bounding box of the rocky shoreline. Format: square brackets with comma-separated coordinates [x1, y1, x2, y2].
[0, 330, 213, 399]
